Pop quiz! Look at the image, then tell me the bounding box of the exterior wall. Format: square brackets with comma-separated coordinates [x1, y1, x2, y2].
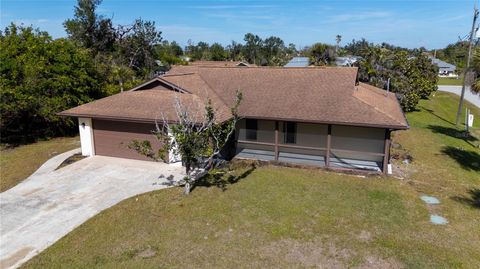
[331, 125, 385, 162]
[279, 122, 327, 147]
[78, 118, 95, 156]
[168, 128, 181, 163]
[236, 119, 276, 160]
[278, 122, 327, 159]
[236, 119, 275, 143]
[92, 119, 166, 161]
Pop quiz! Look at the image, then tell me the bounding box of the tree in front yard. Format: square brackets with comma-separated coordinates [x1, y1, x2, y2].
[129, 91, 243, 194]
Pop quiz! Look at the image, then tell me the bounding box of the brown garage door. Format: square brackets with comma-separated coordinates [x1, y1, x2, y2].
[93, 119, 165, 161]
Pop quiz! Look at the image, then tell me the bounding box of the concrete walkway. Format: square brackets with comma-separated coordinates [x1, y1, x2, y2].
[437, 85, 480, 108]
[0, 154, 184, 269]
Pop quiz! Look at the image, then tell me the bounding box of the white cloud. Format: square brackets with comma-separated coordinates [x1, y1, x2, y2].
[189, 5, 277, 10]
[327, 11, 391, 23]
[205, 13, 274, 20]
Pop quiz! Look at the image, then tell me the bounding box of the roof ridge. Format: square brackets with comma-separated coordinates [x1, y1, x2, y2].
[162, 72, 196, 77]
[162, 72, 231, 115]
[188, 72, 231, 109]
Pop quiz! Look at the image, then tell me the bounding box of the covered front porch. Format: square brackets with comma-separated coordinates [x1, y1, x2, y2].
[234, 119, 390, 173]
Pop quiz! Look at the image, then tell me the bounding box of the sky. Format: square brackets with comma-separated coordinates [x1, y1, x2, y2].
[0, 0, 476, 49]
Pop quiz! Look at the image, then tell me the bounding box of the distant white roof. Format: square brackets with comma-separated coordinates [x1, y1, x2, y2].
[430, 57, 456, 72]
[284, 57, 310, 67]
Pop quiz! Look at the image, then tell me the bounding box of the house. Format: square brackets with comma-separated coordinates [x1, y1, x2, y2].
[59, 66, 408, 173]
[284, 57, 310, 67]
[430, 57, 457, 77]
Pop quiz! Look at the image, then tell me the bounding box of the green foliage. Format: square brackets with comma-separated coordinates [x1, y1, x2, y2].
[0, 24, 104, 143]
[470, 48, 480, 94]
[243, 33, 262, 65]
[129, 91, 242, 180]
[306, 43, 336, 66]
[65, 0, 163, 85]
[155, 40, 186, 69]
[407, 54, 438, 99]
[185, 41, 210, 61]
[115, 19, 162, 75]
[261, 36, 288, 66]
[185, 34, 295, 66]
[128, 140, 166, 161]
[432, 41, 468, 72]
[226, 40, 244, 61]
[64, 0, 115, 53]
[209, 43, 227, 61]
[347, 40, 438, 111]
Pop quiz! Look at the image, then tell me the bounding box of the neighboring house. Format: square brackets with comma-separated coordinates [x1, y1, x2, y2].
[335, 56, 361, 67]
[60, 66, 408, 173]
[430, 57, 457, 77]
[284, 57, 310, 67]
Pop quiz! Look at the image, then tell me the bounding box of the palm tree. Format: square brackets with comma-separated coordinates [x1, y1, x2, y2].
[335, 35, 342, 53]
[470, 48, 480, 93]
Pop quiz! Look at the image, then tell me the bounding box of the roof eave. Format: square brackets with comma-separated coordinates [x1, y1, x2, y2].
[57, 111, 231, 125]
[241, 115, 409, 130]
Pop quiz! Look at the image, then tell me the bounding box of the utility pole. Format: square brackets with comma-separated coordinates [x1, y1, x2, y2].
[455, 1, 479, 125]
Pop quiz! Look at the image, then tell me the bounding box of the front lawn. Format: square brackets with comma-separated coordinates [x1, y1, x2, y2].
[0, 136, 80, 192]
[437, 76, 463, 86]
[22, 92, 479, 268]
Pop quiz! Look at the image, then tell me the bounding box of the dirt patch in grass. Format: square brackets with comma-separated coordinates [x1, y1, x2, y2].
[260, 237, 403, 269]
[136, 247, 157, 259]
[356, 230, 372, 243]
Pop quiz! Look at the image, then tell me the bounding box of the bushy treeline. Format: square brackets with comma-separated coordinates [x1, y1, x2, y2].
[343, 39, 438, 111]
[184, 34, 298, 66]
[1, 0, 164, 143]
[0, 25, 105, 143]
[0, 0, 445, 143]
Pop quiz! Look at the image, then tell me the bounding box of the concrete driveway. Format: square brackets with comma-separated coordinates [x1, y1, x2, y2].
[0, 152, 184, 269]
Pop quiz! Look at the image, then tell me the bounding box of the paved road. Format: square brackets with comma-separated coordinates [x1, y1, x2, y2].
[437, 85, 480, 108]
[0, 154, 184, 269]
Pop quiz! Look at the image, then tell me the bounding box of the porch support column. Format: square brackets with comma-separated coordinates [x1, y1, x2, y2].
[326, 124, 332, 167]
[383, 130, 391, 174]
[274, 121, 279, 161]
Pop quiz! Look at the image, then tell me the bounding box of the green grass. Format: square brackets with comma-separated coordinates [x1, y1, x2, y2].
[0, 136, 80, 192]
[22, 92, 480, 268]
[438, 76, 463, 86]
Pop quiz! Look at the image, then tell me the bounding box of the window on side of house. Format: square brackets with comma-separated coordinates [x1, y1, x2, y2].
[284, 122, 296, 144]
[246, 119, 258, 140]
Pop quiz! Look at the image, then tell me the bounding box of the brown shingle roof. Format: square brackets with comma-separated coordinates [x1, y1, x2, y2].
[58, 90, 231, 123]
[60, 66, 408, 129]
[166, 66, 408, 129]
[354, 83, 408, 127]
